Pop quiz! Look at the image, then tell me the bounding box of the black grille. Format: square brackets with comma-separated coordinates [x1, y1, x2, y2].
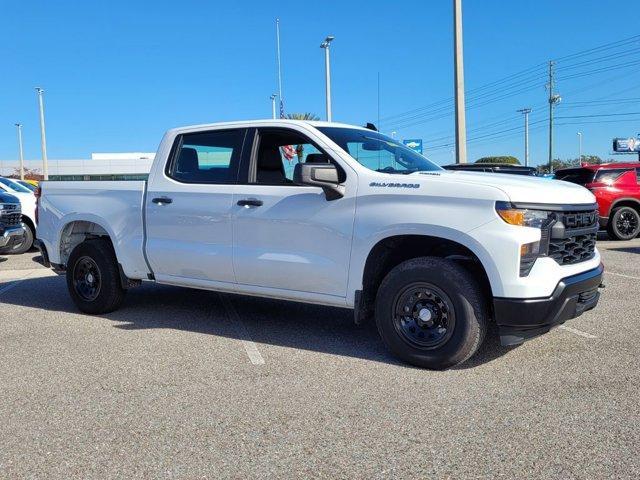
[545, 209, 598, 266]
[0, 212, 22, 227]
[548, 232, 597, 265]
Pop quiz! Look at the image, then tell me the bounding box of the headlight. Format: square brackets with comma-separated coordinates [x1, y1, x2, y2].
[495, 201, 554, 229]
[0, 204, 5, 211]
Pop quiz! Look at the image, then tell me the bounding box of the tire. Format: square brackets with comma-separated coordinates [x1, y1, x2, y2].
[0, 222, 34, 255]
[375, 257, 487, 370]
[607, 206, 640, 240]
[66, 238, 126, 314]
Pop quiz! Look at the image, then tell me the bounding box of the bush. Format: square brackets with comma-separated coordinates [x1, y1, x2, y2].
[475, 156, 520, 165]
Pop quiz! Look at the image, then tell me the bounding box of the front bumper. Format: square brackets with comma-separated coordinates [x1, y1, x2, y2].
[0, 225, 25, 248]
[494, 264, 604, 346]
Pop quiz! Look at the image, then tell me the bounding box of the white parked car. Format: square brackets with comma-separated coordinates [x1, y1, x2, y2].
[36, 120, 603, 369]
[0, 177, 37, 253]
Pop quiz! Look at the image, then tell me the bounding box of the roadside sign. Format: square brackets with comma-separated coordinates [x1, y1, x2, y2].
[403, 139, 423, 154]
[613, 137, 640, 153]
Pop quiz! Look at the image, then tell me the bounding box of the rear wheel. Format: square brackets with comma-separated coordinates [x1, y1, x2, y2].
[66, 238, 125, 314]
[607, 206, 640, 240]
[375, 257, 487, 370]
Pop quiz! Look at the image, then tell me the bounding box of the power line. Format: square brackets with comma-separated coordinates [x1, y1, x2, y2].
[382, 34, 640, 125]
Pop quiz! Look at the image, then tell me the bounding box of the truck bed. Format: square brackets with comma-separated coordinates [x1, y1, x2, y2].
[37, 181, 151, 279]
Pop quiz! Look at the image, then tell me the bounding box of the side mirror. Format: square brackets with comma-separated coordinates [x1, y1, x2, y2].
[293, 163, 345, 200]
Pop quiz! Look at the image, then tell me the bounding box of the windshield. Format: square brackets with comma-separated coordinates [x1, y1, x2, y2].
[554, 168, 595, 185]
[18, 181, 37, 192]
[317, 127, 441, 174]
[0, 177, 33, 193]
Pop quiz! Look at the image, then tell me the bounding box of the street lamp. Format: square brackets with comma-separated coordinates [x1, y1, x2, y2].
[15, 123, 25, 180]
[320, 35, 335, 122]
[577, 131, 583, 163]
[35, 87, 49, 180]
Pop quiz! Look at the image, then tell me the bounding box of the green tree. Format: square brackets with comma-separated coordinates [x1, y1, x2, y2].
[286, 113, 320, 121]
[475, 156, 520, 165]
[285, 113, 320, 160]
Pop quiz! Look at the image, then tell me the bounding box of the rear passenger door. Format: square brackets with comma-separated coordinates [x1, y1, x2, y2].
[145, 128, 249, 289]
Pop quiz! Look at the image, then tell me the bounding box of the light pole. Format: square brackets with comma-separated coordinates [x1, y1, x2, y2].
[453, 0, 467, 163]
[270, 94, 277, 119]
[320, 35, 334, 122]
[577, 132, 583, 163]
[517, 108, 532, 166]
[15, 123, 25, 180]
[35, 87, 49, 180]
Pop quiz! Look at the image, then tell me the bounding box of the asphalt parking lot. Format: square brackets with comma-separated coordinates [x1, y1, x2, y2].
[1, 236, 639, 479]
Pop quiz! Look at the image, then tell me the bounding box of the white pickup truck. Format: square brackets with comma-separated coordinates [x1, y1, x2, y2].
[36, 120, 604, 369]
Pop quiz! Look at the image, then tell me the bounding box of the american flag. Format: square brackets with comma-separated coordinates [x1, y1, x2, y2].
[279, 99, 297, 161]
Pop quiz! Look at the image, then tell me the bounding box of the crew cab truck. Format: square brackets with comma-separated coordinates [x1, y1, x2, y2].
[36, 120, 604, 369]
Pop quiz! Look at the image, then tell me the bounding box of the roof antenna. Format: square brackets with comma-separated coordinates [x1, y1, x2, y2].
[365, 123, 378, 131]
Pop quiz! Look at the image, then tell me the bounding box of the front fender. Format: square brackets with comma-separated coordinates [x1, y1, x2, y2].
[347, 223, 502, 306]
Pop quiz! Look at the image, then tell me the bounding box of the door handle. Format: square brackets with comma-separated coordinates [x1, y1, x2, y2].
[152, 196, 173, 205]
[237, 199, 263, 207]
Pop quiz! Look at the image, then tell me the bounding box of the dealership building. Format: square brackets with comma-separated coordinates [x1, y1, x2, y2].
[0, 152, 155, 181]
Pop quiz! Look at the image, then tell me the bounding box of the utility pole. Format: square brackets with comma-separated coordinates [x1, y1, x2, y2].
[577, 131, 583, 163]
[15, 123, 25, 180]
[517, 108, 532, 167]
[36, 87, 49, 180]
[453, 0, 467, 163]
[320, 35, 335, 122]
[270, 94, 277, 119]
[547, 61, 561, 173]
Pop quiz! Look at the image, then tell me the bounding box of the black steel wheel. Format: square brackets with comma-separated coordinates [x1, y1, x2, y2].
[72, 256, 102, 301]
[66, 238, 125, 314]
[392, 283, 456, 349]
[607, 206, 640, 240]
[375, 257, 487, 370]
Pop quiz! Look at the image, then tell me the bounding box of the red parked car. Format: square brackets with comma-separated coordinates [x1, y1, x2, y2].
[555, 163, 640, 240]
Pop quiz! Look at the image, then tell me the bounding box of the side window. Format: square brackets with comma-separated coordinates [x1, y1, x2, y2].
[167, 129, 246, 184]
[254, 130, 329, 185]
[636, 168, 640, 184]
[594, 168, 632, 184]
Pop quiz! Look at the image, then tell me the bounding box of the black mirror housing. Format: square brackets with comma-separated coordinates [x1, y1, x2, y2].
[293, 163, 345, 200]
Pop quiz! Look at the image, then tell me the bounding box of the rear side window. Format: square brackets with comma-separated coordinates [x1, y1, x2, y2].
[167, 129, 246, 184]
[594, 168, 633, 183]
[554, 168, 595, 185]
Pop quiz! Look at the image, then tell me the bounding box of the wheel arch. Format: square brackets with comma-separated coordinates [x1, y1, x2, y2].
[353, 232, 499, 320]
[57, 217, 118, 268]
[610, 197, 640, 213]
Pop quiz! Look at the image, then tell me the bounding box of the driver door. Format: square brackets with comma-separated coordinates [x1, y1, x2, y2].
[232, 127, 356, 301]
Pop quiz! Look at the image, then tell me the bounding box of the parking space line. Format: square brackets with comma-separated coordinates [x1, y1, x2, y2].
[559, 325, 597, 339]
[0, 270, 36, 297]
[606, 271, 640, 280]
[219, 294, 265, 365]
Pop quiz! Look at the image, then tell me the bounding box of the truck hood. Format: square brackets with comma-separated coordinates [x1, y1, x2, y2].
[418, 170, 596, 205]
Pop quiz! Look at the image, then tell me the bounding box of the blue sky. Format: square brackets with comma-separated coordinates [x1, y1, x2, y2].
[1, 0, 639, 166]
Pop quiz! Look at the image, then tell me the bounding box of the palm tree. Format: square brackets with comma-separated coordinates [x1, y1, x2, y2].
[285, 113, 320, 160]
[286, 113, 320, 121]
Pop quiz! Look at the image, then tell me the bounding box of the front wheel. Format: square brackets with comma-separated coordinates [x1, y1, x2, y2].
[66, 238, 126, 314]
[607, 206, 640, 240]
[0, 222, 34, 255]
[375, 257, 487, 370]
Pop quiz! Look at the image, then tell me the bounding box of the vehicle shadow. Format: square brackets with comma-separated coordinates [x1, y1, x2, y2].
[2, 275, 516, 369]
